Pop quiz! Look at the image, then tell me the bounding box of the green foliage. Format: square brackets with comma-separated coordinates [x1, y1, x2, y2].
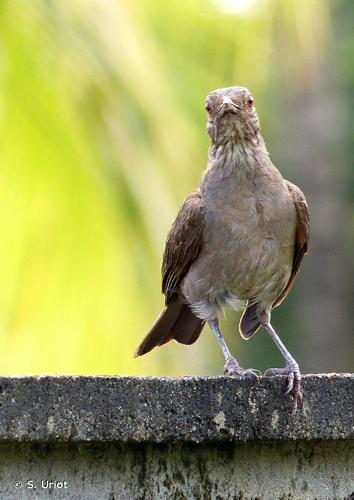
[0, 0, 350, 375]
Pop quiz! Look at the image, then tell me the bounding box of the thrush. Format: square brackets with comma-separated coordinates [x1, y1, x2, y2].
[135, 86, 309, 413]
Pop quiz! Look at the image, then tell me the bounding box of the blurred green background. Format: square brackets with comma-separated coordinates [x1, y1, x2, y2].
[0, 0, 352, 375]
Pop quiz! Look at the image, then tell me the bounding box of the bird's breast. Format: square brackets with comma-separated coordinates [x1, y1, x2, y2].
[195, 164, 297, 302]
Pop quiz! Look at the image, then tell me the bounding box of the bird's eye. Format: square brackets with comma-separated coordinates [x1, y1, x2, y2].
[205, 103, 212, 114]
[247, 96, 254, 108]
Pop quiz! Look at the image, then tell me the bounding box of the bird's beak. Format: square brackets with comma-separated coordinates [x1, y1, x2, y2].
[221, 96, 239, 114]
[222, 96, 234, 106]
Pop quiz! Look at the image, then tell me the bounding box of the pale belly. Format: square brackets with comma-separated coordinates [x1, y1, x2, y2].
[181, 192, 296, 321]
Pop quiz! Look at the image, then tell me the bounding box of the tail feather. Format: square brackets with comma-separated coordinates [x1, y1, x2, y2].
[171, 306, 205, 345]
[134, 301, 204, 357]
[239, 303, 262, 339]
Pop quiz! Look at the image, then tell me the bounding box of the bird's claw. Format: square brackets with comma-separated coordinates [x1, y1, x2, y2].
[264, 364, 302, 414]
[224, 357, 261, 381]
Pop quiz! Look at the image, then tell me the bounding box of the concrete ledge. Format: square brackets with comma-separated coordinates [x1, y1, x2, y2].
[0, 374, 352, 443]
[0, 374, 353, 499]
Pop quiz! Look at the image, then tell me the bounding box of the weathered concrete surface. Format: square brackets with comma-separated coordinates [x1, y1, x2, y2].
[0, 441, 353, 500]
[0, 374, 352, 442]
[0, 375, 352, 499]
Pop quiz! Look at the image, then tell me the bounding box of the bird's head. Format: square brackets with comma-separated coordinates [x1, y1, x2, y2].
[205, 86, 261, 146]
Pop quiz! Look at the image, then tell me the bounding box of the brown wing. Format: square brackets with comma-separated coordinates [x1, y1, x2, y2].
[273, 181, 310, 308]
[162, 190, 205, 304]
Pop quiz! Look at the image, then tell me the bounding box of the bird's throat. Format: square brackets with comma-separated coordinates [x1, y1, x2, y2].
[210, 135, 268, 178]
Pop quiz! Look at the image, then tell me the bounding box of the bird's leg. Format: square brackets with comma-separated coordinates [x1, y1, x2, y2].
[263, 322, 302, 414]
[209, 319, 260, 380]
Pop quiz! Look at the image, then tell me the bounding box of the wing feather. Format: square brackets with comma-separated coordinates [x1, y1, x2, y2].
[162, 191, 205, 304]
[273, 181, 310, 308]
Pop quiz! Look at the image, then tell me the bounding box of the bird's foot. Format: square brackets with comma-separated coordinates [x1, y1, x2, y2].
[224, 356, 261, 381]
[264, 361, 302, 414]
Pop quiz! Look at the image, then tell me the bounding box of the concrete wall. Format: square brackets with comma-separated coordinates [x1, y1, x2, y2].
[0, 374, 352, 499]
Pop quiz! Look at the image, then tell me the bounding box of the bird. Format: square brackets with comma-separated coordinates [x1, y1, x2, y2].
[134, 86, 309, 413]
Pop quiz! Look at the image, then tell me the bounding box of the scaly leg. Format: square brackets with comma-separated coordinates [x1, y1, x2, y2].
[263, 322, 302, 414]
[209, 319, 261, 380]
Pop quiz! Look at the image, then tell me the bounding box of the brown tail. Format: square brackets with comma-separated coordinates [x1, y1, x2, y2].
[134, 301, 205, 357]
[239, 303, 262, 339]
